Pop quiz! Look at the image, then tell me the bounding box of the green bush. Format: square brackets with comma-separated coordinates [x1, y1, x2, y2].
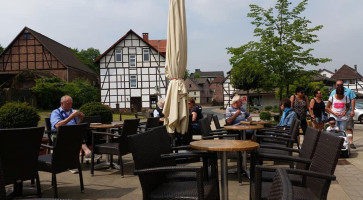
[259, 111, 271, 121]
[264, 106, 272, 111]
[0, 102, 40, 128]
[272, 105, 280, 113]
[31, 77, 100, 109]
[80, 102, 113, 124]
[273, 114, 280, 122]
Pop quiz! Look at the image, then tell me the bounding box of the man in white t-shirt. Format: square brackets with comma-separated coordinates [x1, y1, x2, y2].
[326, 86, 350, 133]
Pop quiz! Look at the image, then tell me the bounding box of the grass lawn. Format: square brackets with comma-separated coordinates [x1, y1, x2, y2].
[37, 110, 138, 127]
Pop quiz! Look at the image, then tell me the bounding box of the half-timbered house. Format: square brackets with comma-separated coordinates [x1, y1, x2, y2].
[0, 27, 97, 88]
[95, 30, 167, 112]
[331, 64, 363, 96]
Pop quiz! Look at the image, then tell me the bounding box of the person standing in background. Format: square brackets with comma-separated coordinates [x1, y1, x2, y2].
[330, 80, 356, 148]
[309, 89, 326, 131]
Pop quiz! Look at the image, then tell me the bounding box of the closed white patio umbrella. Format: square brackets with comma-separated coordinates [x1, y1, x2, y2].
[163, 0, 189, 134]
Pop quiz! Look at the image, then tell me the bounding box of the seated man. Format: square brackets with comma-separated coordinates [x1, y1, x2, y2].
[225, 95, 252, 125]
[278, 98, 298, 127]
[225, 95, 253, 138]
[51, 95, 100, 173]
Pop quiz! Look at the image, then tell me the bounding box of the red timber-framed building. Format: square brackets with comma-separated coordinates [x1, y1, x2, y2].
[95, 30, 167, 112]
[0, 27, 97, 87]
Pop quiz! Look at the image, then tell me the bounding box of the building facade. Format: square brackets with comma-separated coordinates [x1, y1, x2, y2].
[0, 27, 97, 88]
[331, 64, 363, 96]
[95, 30, 167, 112]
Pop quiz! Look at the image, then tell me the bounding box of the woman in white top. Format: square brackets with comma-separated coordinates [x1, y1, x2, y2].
[326, 86, 350, 132]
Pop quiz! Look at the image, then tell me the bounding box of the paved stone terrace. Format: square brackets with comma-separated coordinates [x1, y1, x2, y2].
[8, 106, 363, 199]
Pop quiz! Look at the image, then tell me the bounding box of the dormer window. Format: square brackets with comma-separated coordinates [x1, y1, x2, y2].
[143, 49, 150, 62]
[23, 33, 31, 40]
[115, 50, 122, 62]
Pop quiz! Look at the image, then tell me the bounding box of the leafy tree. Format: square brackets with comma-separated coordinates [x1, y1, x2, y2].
[193, 73, 200, 78]
[71, 47, 100, 74]
[0, 44, 4, 54]
[229, 0, 331, 102]
[184, 69, 190, 80]
[227, 53, 272, 111]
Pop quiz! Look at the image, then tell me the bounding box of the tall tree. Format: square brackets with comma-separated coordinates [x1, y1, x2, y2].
[228, 0, 330, 102]
[227, 51, 274, 111]
[0, 44, 4, 54]
[71, 47, 100, 74]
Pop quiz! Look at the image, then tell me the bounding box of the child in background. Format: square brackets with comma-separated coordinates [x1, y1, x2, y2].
[326, 117, 340, 132]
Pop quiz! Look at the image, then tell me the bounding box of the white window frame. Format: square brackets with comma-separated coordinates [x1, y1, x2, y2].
[130, 75, 137, 88]
[115, 49, 122, 62]
[129, 54, 136, 67]
[143, 49, 150, 62]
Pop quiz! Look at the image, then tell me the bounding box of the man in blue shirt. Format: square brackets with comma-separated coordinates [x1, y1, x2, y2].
[50, 95, 84, 130]
[51, 95, 99, 173]
[225, 95, 252, 125]
[330, 80, 357, 149]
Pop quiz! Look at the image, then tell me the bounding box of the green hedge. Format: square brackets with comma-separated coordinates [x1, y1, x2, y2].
[0, 102, 40, 128]
[80, 102, 113, 124]
[259, 111, 271, 121]
[31, 77, 100, 109]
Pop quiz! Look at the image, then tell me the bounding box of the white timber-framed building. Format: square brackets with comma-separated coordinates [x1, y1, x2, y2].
[95, 30, 167, 112]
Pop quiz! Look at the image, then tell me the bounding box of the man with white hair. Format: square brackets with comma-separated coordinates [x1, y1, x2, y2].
[50, 95, 100, 173]
[153, 98, 165, 118]
[225, 95, 252, 125]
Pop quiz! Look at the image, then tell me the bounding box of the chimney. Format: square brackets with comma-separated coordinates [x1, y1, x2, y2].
[142, 33, 149, 42]
[335, 69, 337, 73]
[195, 69, 201, 73]
[354, 64, 357, 71]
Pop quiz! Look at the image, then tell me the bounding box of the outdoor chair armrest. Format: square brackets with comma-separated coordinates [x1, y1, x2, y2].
[91, 131, 119, 137]
[256, 131, 289, 137]
[255, 135, 295, 142]
[41, 144, 54, 150]
[134, 166, 203, 175]
[285, 168, 336, 181]
[208, 130, 229, 135]
[172, 145, 192, 151]
[259, 145, 300, 153]
[161, 151, 216, 160]
[256, 153, 311, 164]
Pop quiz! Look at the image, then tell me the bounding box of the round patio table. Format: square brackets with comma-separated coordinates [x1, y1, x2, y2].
[240, 120, 271, 126]
[224, 124, 264, 179]
[190, 140, 259, 200]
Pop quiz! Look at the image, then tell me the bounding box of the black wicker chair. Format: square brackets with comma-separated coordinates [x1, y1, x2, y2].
[254, 131, 343, 200]
[206, 113, 213, 125]
[138, 117, 161, 133]
[0, 127, 44, 199]
[267, 168, 294, 200]
[91, 118, 140, 177]
[255, 119, 301, 154]
[45, 117, 56, 146]
[128, 128, 220, 200]
[150, 126, 218, 182]
[212, 115, 224, 131]
[250, 126, 321, 199]
[38, 123, 89, 198]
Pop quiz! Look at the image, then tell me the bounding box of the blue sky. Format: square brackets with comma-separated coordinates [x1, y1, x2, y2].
[1, 0, 362, 75]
